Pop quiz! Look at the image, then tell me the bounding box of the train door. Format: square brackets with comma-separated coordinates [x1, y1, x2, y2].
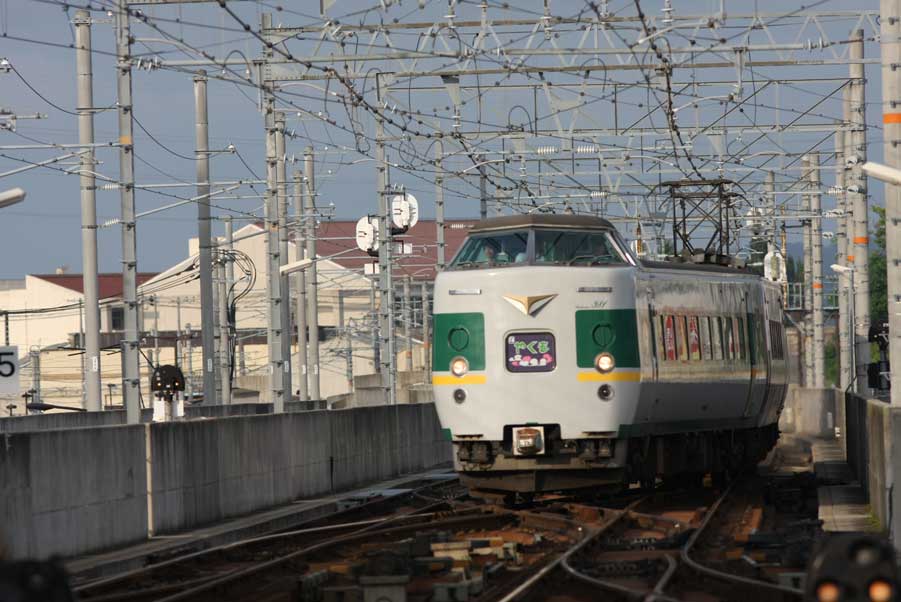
[742, 286, 770, 418]
[646, 284, 659, 382]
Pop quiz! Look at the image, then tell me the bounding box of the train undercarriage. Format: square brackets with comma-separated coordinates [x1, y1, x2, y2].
[456, 423, 781, 499]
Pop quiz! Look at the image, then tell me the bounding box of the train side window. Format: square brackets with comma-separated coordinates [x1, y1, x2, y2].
[652, 312, 664, 362]
[737, 317, 746, 361]
[663, 315, 677, 361]
[711, 317, 724, 360]
[768, 321, 774, 359]
[687, 316, 701, 361]
[771, 321, 784, 360]
[769, 321, 777, 359]
[699, 316, 712, 360]
[725, 317, 736, 360]
[675, 316, 688, 361]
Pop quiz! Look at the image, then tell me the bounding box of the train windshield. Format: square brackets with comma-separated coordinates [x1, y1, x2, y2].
[534, 230, 626, 266]
[449, 230, 530, 269]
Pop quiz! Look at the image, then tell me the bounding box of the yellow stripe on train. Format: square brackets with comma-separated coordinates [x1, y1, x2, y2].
[576, 371, 642, 383]
[432, 374, 488, 386]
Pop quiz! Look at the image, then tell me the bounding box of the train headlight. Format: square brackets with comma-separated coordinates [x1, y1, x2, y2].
[450, 356, 469, 377]
[595, 352, 615, 373]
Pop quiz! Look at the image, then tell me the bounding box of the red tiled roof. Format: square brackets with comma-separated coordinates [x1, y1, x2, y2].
[314, 219, 476, 280]
[256, 219, 476, 281]
[33, 273, 158, 299]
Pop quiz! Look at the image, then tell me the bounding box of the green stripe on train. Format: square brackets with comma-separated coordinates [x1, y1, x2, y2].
[575, 309, 640, 369]
[432, 312, 486, 371]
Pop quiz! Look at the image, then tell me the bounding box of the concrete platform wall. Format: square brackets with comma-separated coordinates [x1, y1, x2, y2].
[151, 404, 449, 533]
[1, 404, 451, 560]
[0, 425, 148, 559]
[0, 410, 137, 434]
[329, 404, 448, 491]
[0, 402, 328, 434]
[150, 411, 333, 533]
[843, 393, 901, 538]
[779, 386, 840, 436]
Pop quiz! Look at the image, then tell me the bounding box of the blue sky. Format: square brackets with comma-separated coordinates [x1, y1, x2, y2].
[0, 0, 887, 277]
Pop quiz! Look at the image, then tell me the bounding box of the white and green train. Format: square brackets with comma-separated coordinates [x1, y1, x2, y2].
[431, 214, 788, 495]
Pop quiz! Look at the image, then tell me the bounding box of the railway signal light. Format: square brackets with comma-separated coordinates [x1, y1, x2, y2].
[805, 534, 897, 602]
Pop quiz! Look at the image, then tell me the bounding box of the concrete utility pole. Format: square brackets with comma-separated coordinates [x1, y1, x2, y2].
[185, 324, 193, 402]
[194, 71, 216, 405]
[834, 131, 852, 391]
[765, 172, 776, 253]
[217, 260, 231, 404]
[421, 281, 431, 376]
[30, 348, 40, 407]
[114, 0, 141, 424]
[223, 217, 235, 403]
[304, 146, 321, 400]
[261, 13, 285, 412]
[848, 29, 872, 395]
[801, 156, 814, 387]
[435, 142, 446, 269]
[375, 90, 397, 405]
[403, 276, 412, 372]
[79, 301, 85, 405]
[338, 291, 353, 391]
[479, 156, 489, 220]
[175, 297, 182, 368]
[275, 112, 292, 400]
[152, 296, 160, 367]
[880, 0, 901, 406]
[211, 271, 220, 402]
[370, 277, 380, 372]
[293, 171, 309, 401]
[75, 10, 102, 412]
[809, 153, 825, 388]
[222, 215, 235, 307]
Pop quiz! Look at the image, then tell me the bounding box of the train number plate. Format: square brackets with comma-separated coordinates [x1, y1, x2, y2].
[506, 333, 556, 372]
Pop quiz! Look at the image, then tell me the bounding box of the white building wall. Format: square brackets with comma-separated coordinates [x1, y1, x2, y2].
[0, 277, 84, 355]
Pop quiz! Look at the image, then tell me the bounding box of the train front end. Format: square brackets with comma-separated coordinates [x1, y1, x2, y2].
[431, 215, 642, 495]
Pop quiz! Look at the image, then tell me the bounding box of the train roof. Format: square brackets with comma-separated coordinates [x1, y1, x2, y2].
[641, 259, 763, 279]
[639, 259, 753, 275]
[468, 214, 615, 233]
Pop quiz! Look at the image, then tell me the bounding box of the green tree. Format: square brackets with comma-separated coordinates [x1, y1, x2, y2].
[870, 205, 887, 324]
[825, 334, 839, 387]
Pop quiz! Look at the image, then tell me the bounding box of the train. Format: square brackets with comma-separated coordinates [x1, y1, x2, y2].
[431, 214, 788, 497]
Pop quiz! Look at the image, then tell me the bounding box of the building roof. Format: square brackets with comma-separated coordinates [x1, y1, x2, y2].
[469, 214, 615, 232]
[313, 219, 477, 280]
[249, 219, 475, 281]
[32, 273, 158, 299]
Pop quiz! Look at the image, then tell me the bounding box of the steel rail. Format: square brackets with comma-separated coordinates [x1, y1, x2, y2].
[75, 478, 462, 597]
[679, 482, 805, 598]
[155, 512, 520, 602]
[495, 496, 648, 602]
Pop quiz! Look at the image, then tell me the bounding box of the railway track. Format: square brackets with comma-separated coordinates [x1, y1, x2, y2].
[76, 464, 820, 602]
[502, 474, 813, 602]
[75, 481, 642, 602]
[74, 478, 468, 602]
